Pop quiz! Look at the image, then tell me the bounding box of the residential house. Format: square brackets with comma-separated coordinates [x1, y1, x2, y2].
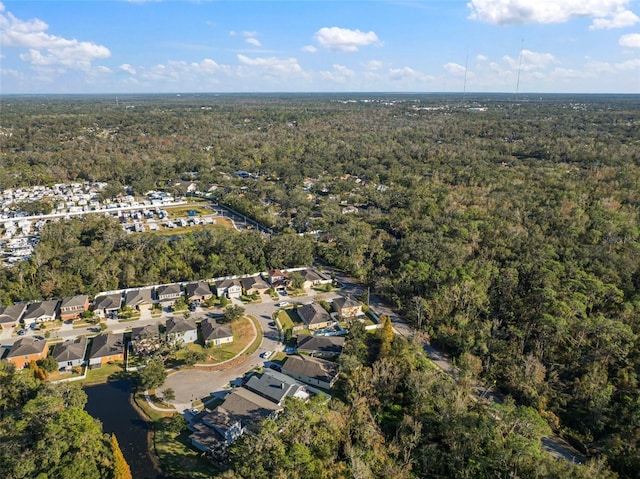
[165, 317, 198, 345]
[245, 369, 309, 406]
[190, 387, 282, 456]
[296, 303, 334, 331]
[52, 336, 88, 371]
[156, 283, 183, 305]
[185, 281, 213, 303]
[130, 324, 160, 355]
[6, 337, 48, 369]
[215, 279, 242, 299]
[93, 293, 122, 318]
[59, 295, 90, 321]
[300, 268, 332, 290]
[332, 296, 363, 321]
[124, 288, 154, 312]
[267, 269, 289, 292]
[296, 334, 345, 359]
[89, 333, 125, 367]
[240, 276, 270, 295]
[281, 354, 340, 390]
[23, 300, 60, 323]
[200, 318, 233, 347]
[0, 303, 26, 329]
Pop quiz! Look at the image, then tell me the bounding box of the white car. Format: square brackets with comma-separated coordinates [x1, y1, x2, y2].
[260, 351, 272, 359]
[277, 302, 289, 308]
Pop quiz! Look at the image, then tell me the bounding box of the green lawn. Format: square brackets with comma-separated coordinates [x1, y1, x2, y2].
[81, 361, 127, 386]
[245, 315, 264, 354]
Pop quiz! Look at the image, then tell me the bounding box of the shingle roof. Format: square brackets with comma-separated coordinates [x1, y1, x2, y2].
[216, 278, 242, 290]
[89, 333, 124, 359]
[156, 283, 182, 298]
[0, 303, 27, 325]
[7, 337, 47, 358]
[296, 334, 345, 355]
[185, 281, 212, 298]
[297, 303, 333, 327]
[200, 318, 233, 342]
[59, 295, 89, 310]
[131, 324, 159, 341]
[22, 300, 59, 321]
[125, 288, 153, 308]
[166, 317, 197, 335]
[281, 355, 339, 386]
[240, 276, 269, 291]
[217, 387, 282, 426]
[333, 296, 361, 311]
[245, 369, 305, 404]
[93, 294, 122, 311]
[52, 336, 88, 363]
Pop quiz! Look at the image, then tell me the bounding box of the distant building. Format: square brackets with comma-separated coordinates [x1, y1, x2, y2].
[124, 288, 154, 312]
[156, 283, 183, 304]
[93, 294, 122, 317]
[215, 279, 242, 299]
[185, 281, 213, 303]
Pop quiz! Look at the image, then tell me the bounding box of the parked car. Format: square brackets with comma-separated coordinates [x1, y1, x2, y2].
[277, 302, 289, 308]
[260, 351, 273, 359]
[17, 328, 27, 335]
[268, 321, 276, 327]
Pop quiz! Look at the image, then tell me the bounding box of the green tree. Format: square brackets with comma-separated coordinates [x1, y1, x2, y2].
[137, 357, 167, 390]
[223, 304, 245, 323]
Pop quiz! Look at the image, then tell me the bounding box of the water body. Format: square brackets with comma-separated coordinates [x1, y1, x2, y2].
[85, 380, 163, 479]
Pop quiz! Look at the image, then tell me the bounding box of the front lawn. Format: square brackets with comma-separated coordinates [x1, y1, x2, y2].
[154, 426, 218, 479]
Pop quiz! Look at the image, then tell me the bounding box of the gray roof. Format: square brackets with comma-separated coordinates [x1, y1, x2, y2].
[131, 324, 159, 341]
[186, 281, 213, 298]
[52, 336, 88, 363]
[7, 337, 47, 359]
[125, 289, 153, 308]
[0, 303, 27, 325]
[201, 318, 233, 342]
[333, 296, 361, 311]
[156, 283, 183, 298]
[281, 355, 339, 386]
[240, 276, 269, 291]
[216, 387, 282, 426]
[301, 268, 329, 282]
[166, 317, 197, 335]
[93, 294, 122, 311]
[216, 278, 242, 290]
[297, 303, 332, 327]
[23, 300, 59, 321]
[89, 333, 124, 359]
[245, 369, 305, 404]
[59, 295, 89, 310]
[296, 334, 345, 355]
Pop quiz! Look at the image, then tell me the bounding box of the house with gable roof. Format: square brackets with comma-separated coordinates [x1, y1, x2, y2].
[166, 317, 198, 345]
[59, 295, 90, 321]
[52, 336, 88, 371]
[200, 317, 233, 347]
[6, 337, 48, 369]
[0, 303, 26, 329]
[23, 300, 60, 323]
[296, 302, 334, 331]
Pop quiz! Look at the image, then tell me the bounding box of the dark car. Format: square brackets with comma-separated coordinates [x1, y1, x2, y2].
[268, 321, 276, 328]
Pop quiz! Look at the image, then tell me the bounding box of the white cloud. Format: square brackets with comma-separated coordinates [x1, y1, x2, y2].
[503, 49, 557, 71]
[302, 45, 317, 53]
[320, 64, 355, 83]
[444, 62, 467, 75]
[468, 0, 637, 28]
[590, 8, 639, 29]
[619, 32, 640, 47]
[237, 54, 303, 75]
[365, 60, 383, 70]
[314, 27, 380, 52]
[0, 5, 110, 70]
[476, 54, 488, 61]
[388, 66, 432, 81]
[246, 37, 261, 47]
[119, 63, 137, 75]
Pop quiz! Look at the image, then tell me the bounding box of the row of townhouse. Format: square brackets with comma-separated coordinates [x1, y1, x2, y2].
[4, 314, 237, 372]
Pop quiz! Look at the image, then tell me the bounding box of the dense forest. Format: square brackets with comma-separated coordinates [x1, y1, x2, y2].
[0, 362, 125, 478]
[1, 93, 639, 477]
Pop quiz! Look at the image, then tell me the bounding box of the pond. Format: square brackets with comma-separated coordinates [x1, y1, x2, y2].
[85, 380, 164, 479]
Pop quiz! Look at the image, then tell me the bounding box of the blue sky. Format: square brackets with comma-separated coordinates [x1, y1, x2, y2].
[1, 0, 639, 94]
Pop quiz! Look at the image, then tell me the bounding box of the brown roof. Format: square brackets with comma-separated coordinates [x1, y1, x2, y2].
[89, 333, 124, 359]
[23, 300, 59, 321]
[52, 336, 88, 363]
[166, 317, 197, 335]
[200, 318, 233, 342]
[218, 387, 282, 425]
[59, 295, 89, 310]
[296, 334, 345, 355]
[0, 303, 27, 325]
